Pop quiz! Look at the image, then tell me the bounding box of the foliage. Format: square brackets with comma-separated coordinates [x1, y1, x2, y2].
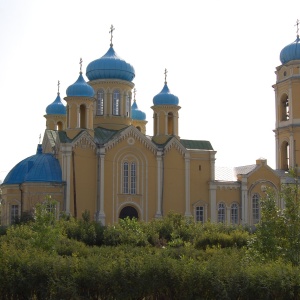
[248, 170, 300, 265]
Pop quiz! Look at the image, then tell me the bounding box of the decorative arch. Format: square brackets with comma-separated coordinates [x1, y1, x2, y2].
[119, 205, 139, 220]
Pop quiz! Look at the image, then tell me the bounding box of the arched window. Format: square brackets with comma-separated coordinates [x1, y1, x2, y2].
[123, 161, 137, 194]
[97, 89, 104, 115]
[125, 94, 130, 117]
[56, 121, 63, 131]
[231, 203, 238, 224]
[281, 141, 289, 171]
[113, 90, 120, 115]
[252, 193, 260, 224]
[79, 104, 86, 128]
[130, 162, 136, 194]
[168, 112, 173, 135]
[280, 94, 289, 121]
[218, 203, 225, 223]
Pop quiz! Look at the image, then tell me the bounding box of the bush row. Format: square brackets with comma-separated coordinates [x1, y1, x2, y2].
[0, 243, 299, 300]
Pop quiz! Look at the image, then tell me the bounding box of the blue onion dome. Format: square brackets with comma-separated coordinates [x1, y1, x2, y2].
[131, 100, 146, 121]
[66, 72, 94, 97]
[2, 144, 62, 185]
[46, 93, 66, 115]
[153, 83, 179, 106]
[280, 35, 300, 64]
[86, 46, 135, 82]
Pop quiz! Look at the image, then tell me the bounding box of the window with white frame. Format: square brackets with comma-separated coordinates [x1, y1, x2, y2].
[123, 161, 137, 194]
[113, 90, 120, 115]
[11, 204, 19, 224]
[252, 193, 260, 224]
[231, 203, 239, 224]
[218, 203, 226, 223]
[97, 89, 104, 115]
[196, 206, 204, 223]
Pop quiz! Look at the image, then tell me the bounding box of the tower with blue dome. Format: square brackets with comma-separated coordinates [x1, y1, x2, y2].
[151, 69, 181, 144]
[64, 58, 95, 138]
[44, 81, 66, 131]
[274, 20, 300, 171]
[131, 88, 147, 134]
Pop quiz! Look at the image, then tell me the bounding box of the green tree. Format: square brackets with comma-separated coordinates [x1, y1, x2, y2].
[249, 170, 300, 265]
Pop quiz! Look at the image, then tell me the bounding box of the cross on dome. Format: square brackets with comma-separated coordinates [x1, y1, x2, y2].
[79, 58, 83, 73]
[164, 68, 168, 84]
[109, 25, 115, 47]
[133, 88, 137, 101]
[57, 80, 60, 95]
[295, 19, 300, 37]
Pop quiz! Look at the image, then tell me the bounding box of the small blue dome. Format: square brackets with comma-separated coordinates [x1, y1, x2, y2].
[46, 93, 66, 115]
[66, 73, 94, 97]
[131, 101, 146, 121]
[280, 35, 300, 64]
[86, 46, 135, 82]
[153, 83, 179, 106]
[2, 145, 63, 185]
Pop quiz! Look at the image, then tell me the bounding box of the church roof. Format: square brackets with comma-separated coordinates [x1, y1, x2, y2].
[66, 72, 94, 97]
[94, 127, 122, 144]
[131, 100, 146, 121]
[2, 145, 62, 185]
[153, 83, 179, 106]
[280, 35, 300, 64]
[180, 139, 213, 150]
[86, 46, 135, 82]
[45, 93, 66, 115]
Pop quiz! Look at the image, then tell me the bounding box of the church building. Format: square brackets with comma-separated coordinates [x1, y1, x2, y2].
[1, 25, 300, 226]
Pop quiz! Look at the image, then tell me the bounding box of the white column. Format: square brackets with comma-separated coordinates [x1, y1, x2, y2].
[96, 148, 106, 224]
[76, 105, 80, 128]
[155, 151, 163, 218]
[62, 144, 72, 214]
[209, 182, 217, 222]
[241, 178, 248, 225]
[184, 153, 192, 217]
[289, 133, 295, 168]
[165, 113, 168, 135]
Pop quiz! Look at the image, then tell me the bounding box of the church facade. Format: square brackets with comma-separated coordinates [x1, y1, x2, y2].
[1, 27, 300, 226]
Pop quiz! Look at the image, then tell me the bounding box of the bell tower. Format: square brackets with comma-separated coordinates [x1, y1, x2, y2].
[273, 21, 300, 170]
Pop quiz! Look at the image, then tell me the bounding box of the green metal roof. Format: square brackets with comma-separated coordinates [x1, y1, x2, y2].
[180, 139, 213, 150]
[94, 127, 123, 145]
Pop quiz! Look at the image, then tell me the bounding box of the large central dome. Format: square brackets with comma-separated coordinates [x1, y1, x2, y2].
[86, 46, 135, 82]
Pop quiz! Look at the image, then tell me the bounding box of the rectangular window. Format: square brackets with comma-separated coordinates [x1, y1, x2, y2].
[11, 204, 19, 224]
[231, 204, 238, 224]
[123, 162, 129, 194]
[97, 90, 104, 115]
[196, 206, 204, 223]
[130, 162, 136, 194]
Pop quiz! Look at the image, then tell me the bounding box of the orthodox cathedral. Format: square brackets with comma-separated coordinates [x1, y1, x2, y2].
[1, 25, 300, 226]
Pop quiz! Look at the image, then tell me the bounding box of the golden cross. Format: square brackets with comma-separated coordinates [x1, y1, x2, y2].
[79, 58, 83, 73]
[57, 80, 60, 94]
[134, 88, 136, 100]
[295, 19, 300, 36]
[39, 134, 41, 144]
[164, 68, 168, 84]
[109, 25, 115, 46]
